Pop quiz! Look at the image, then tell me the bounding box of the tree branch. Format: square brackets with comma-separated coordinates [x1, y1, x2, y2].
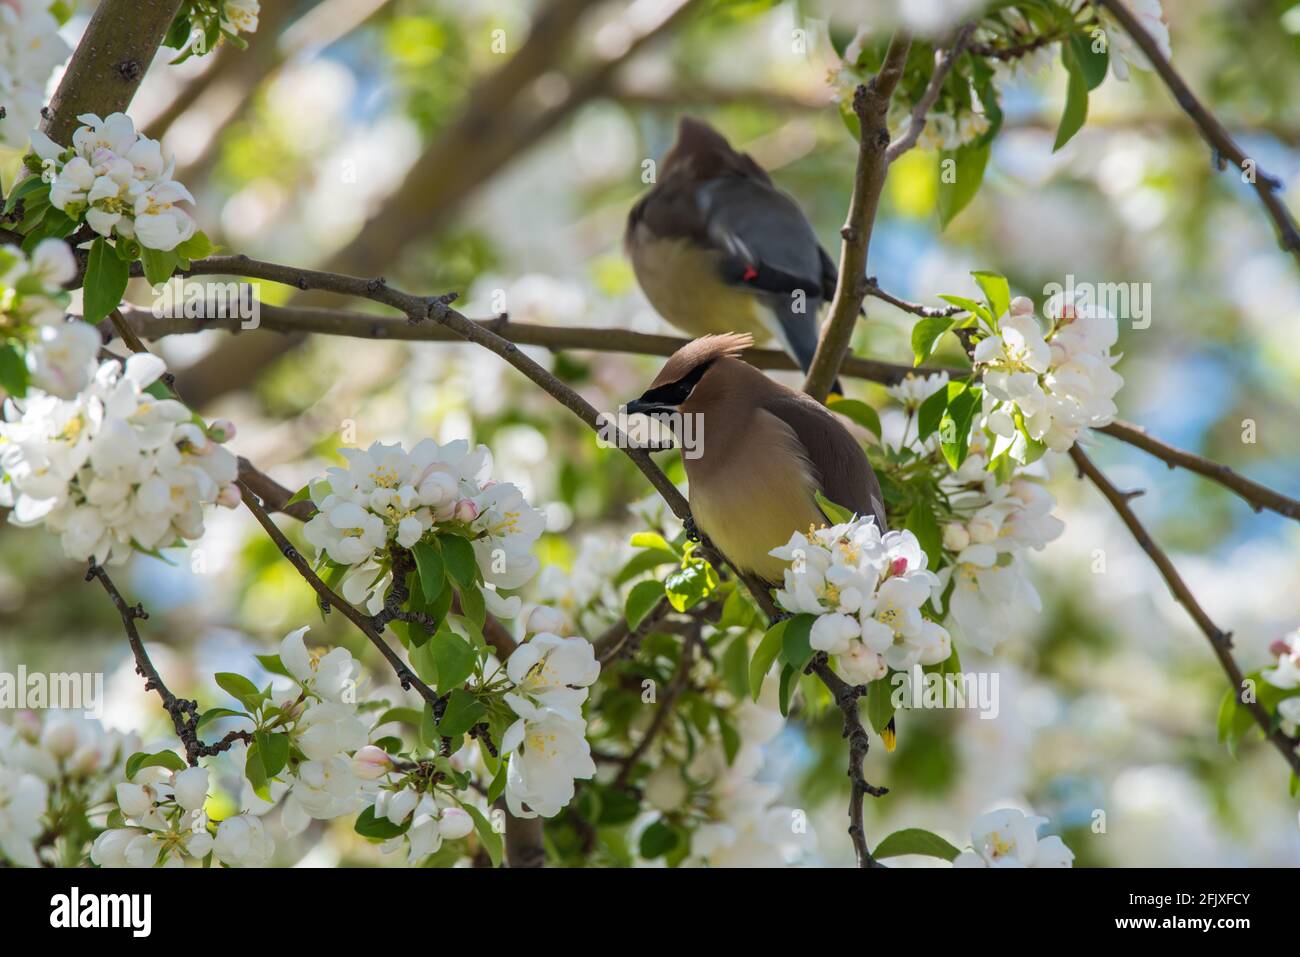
[1093, 0, 1300, 264]
[236, 480, 442, 709]
[43, 0, 185, 143]
[86, 562, 251, 765]
[1068, 446, 1300, 776]
[803, 32, 912, 401]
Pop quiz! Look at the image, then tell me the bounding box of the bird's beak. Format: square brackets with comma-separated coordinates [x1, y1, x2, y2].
[624, 397, 677, 416]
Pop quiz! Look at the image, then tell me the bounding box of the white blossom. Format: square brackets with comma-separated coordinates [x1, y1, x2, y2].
[213, 814, 275, 867]
[771, 517, 950, 681]
[952, 808, 1074, 868]
[500, 696, 596, 819]
[1098, 0, 1171, 82]
[30, 112, 198, 251]
[0, 2, 70, 151]
[0, 353, 240, 563]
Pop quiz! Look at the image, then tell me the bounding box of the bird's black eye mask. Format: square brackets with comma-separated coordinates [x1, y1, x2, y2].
[626, 359, 715, 414]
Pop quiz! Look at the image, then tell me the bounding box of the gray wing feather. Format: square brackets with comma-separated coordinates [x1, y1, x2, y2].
[760, 391, 888, 532]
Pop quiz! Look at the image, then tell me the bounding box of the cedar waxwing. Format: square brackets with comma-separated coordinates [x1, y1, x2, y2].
[625, 117, 842, 381]
[624, 333, 887, 585]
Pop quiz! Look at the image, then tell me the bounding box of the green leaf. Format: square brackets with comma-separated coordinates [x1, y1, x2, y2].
[125, 750, 186, 779]
[940, 384, 981, 471]
[439, 534, 478, 588]
[866, 676, 896, 734]
[376, 706, 423, 728]
[910, 315, 955, 366]
[354, 805, 410, 840]
[777, 663, 798, 716]
[214, 672, 264, 710]
[826, 396, 881, 437]
[140, 247, 180, 286]
[721, 633, 750, 700]
[630, 531, 678, 555]
[639, 820, 680, 859]
[777, 613, 815, 672]
[625, 579, 665, 630]
[872, 827, 961, 862]
[437, 688, 487, 740]
[0, 343, 30, 398]
[82, 236, 130, 326]
[937, 140, 989, 228]
[254, 654, 291, 678]
[285, 484, 312, 506]
[3, 175, 47, 214]
[749, 619, 787, 701]
[815, 489, 855, 525]
[663, 560, 719, 612]
[254, 731, 290, 777]
[614, 547, 679, 585]
[430, 629, 477, 695]
[457, 581, 486, 628]
[1053, 42, 1089, 152]
[462, 803, 503, 867]
[195, 707, 248, 730]
[917, 384, 949, 441]
[412, 540, 445, 604]
[175, 230, 213, 262]
[904, 500, 942, 572]
[1070, 31, 1109, 90]
[970, 270, 1010, 321]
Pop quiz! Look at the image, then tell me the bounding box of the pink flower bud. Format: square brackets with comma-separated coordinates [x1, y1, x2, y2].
[352, 745, 392, 780]
[453, 499, 479, 522]
[216, 484, 242, 508]
[208, 419, 236, 443]
[1270, 639, 1292, 658]
[1009, 296, 1035, 317]
[889, 557, 908, 577]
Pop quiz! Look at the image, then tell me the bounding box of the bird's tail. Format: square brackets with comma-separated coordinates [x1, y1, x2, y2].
[881, 716, 897, 753]
[765, 299, 843, 394]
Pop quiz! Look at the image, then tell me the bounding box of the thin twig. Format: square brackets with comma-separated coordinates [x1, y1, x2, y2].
[236, 480, 442, 709]
[1093, 0, 1300, 262]
[612, 627, 698, 788]
[887, 23, 977, 161]
[87, 562, 251, 765]
[1068, 446, 1300, 776]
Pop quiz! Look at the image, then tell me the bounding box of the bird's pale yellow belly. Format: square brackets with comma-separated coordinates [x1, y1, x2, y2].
[629, 233, 773, 341]
[686, 411, 825, 584]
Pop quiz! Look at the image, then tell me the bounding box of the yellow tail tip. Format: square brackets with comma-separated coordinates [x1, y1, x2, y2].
[881, 717, 897, 753]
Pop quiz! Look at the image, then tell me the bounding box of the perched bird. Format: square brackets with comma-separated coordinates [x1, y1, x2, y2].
[624, 333, 886, 585]
[625, 116, 841, 380]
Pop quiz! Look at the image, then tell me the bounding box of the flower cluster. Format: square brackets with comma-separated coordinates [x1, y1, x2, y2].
[272, 628, 373, 835]
[952, 808, 1074, 868]
[935, 442, 1064, 653]
[92, 765, 215, 867]
[303, 439, 545, 612]
[0, 2, 70, 151]
[683, 685, 814, 866]
[1263, 630, 1300, 729]
[30, 112, 198, 251]
[0, 352, 241, 564]
[772, 519, 951, 682]
[887, 100, 990, 153]
[975, 295, 1123, 458]
[0, 239, 99, 399]
[500, 631, 600, 818]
